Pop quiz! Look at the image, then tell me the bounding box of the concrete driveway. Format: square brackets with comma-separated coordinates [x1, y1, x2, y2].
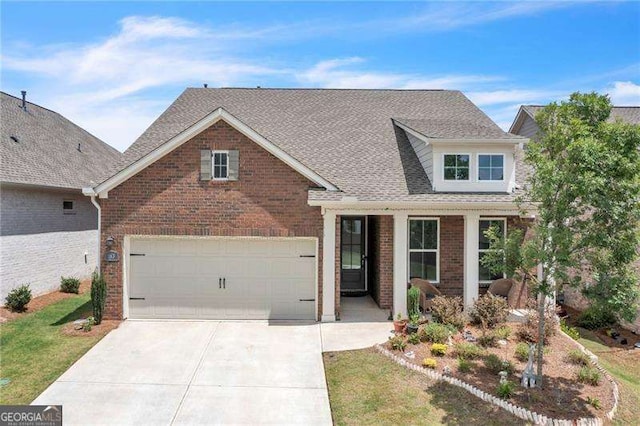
[33, 321, 334, 425]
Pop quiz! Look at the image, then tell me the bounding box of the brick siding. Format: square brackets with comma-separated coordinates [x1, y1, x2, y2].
[99, 121, 324, 319]
[368, 215, 393, 309]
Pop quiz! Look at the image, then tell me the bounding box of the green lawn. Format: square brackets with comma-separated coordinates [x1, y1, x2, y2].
[323, 349, 521, 426]
[576, 329, 640, 426]
[0, 293, 112, 404]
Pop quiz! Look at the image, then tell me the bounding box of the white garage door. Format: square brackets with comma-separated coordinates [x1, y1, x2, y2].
[128, 237, 317, 320]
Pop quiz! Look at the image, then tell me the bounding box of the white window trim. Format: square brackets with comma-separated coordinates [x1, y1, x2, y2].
[408, 217, 440, 284]
[478, 217, 507, 284]
[442, 153, 472, 182]
[212, 150, 230, 181]
[477, 153, 505, 182]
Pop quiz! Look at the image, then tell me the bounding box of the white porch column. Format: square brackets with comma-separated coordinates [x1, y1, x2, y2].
[321, 211, 336, 322]
[463, 213, 480, 308]
[393, 213, 409, 318]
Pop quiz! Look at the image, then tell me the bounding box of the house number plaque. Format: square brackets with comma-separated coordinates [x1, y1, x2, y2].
[105, 250, 119, 262]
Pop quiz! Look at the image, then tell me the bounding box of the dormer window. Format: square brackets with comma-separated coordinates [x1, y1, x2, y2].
[478, 154, 504, 181]
[443, 154, 470, 181]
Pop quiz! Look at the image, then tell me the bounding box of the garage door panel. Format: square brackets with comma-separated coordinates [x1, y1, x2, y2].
[128, 238, 316, 320]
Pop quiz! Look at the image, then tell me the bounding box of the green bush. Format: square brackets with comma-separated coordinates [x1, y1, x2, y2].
[496, 380, 515, 399]
[82, 317, 95, 332]
[407, 333, 420, 345]
[457, 357, 473, 373]
[5, 284, 32, 312]
[576, 306, 617, 330]
[478, 332, 498, 348]
[453, 342, 484, 360]
[407, 285, 420, 318]
[430, 295, 466, 330]
[567, 349, 591, 366]
[560, 319, 581, 340]
[430, 343, 448, 356]
[577, 366, 601, 386]
[421, 322, 452, 344]
[514, 342, 530, 362]
[470, 293, 509, 329]
[91, 272, 107, 325]
[60, 276, 81, 294]
[484, 354, 514, 374]
[587, 396, 601, 409]
[389, 335, 407, 351]
[494, 325, 512, 340]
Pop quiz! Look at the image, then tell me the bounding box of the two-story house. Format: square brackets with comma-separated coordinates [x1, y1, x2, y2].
[82, 88, 530, 321]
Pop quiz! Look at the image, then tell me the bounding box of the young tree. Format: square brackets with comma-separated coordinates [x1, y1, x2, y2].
[482, 92, 640, 386]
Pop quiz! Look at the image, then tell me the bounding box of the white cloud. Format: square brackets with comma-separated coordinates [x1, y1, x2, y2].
[604, 81, 640, 105]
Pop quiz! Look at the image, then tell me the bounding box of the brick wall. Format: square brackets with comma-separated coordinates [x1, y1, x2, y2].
[368, 215, 393, 309]
[438, 216, 465, 296]
[99, 121, 324, 319]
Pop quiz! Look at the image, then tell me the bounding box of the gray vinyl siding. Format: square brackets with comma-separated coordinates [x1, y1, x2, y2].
[0, 184, 97, 236]
[407, 132, 433, 183]
[517, 115, 541, 140]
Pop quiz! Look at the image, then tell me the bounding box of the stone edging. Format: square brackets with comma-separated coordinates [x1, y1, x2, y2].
[557, 330, 619, 421]
[375, 341, 617, 426]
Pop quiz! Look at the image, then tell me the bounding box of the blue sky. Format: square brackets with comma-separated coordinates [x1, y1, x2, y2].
[2, 1, 639, 151]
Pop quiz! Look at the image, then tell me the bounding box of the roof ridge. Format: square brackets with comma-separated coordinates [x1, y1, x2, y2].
[188, 87, 457, 92]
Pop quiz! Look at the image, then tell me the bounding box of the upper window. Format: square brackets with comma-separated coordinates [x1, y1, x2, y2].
[63, 200, 74, 214]
[479, 218, 506, 283]
[212, 151, 229, 180]
[409, 219, 439, 282]
[443, 154, 470, 181]
[478, 154, 504, 181]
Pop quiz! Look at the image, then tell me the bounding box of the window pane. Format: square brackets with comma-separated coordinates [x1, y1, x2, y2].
[213, 165, 221, 178]
[410, 252, 437, 281]
[220, 154, 227, 166]
[409, 220, 423, 249]
[423, 220, 438, 250]
[457, 167, 469, 180]
[492, 155, 503, 167]
[444, 167, 457, 180]
[478, 167, 491, 181]
[457, 155, 470, 167]
[444, 155, 456, 167]
[491, 168, 503, 180]
[220, 165, 227, 178]
[479, 155, 491, 167]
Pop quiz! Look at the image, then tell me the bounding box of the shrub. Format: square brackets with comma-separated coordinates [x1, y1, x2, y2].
[389, 335, 407, 351]
[91, 272, 107, 325]
[516, 299, 558, 344]
[494, 325, 512, 340]
[82, 317, 95, 332]
[496, 380, 515, 399]
[560, 319, 581, 340]
[453, 342, 484, 360]
[484, 354, 514, 374]
[5, 284, 32, 312]
[457, 357, 473, 373]
[422, 358, 437, 369]
[587, 396, 601, 409]
[576, 306, 617, 330]
[421, 322, 452, 344]
[577, 366, 601, 386]
[60, 276, 81, 294]
[407, 285, 420, 318]
[514, 342, 531, 362]
[567, 349, 591, 366]
[430, 295, 466, 330]
[478, 332, 498, 348]
[430, 343, 448, 356]
[407, 333, 420, 345]
[470, 293, 509, 329]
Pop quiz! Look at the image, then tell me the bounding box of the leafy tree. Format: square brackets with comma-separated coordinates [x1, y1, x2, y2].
[482, 92, 640, 386]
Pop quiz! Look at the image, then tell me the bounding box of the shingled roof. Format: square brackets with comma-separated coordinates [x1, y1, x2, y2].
[109, 88, 524, 204]
[1, 92, 122, 189]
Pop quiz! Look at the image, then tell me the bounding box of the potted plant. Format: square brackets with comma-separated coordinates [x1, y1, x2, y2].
[393, 313, 407, 334]
[407, 313, 420, 334]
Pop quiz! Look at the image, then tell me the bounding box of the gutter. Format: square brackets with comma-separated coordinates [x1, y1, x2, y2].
[83, 187, 101, 272]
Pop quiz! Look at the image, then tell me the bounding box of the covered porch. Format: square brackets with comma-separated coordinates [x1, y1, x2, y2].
[320, 206, 527, 322]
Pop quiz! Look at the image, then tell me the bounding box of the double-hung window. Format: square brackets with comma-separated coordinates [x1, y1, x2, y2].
[479, 218, 506, 284]
[478, 154, 504, 181]
[212, 151, 229, 180]
[409, 218, 439, 282]
[444, 154, 470, 181]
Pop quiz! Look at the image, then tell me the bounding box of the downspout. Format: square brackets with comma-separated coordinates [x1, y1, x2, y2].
[83, 188, 101, 272]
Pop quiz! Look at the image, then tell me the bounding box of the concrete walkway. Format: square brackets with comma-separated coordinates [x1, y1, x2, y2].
[33, 296, 392, 425]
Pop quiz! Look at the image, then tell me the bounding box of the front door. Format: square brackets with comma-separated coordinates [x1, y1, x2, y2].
[340, 216, 366, 292]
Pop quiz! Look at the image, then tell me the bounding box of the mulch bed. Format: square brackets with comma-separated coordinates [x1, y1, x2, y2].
[385, 323, 615, 420]
[0, 279, 91, 323]
[61, 319, 121, 337]
[561, 305, 640, 351]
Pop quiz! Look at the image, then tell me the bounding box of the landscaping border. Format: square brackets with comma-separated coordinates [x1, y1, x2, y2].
[375, 339, 618, 426]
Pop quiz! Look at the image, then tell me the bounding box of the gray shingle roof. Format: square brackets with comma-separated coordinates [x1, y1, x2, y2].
[115, 88, 524, 202]
[393, 117, 523, 140]
[523, 105, 640, 125]
[1, 92, 122, 189]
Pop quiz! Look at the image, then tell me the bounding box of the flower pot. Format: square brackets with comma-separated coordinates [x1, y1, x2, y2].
[393, 320, 407, 334]
[407, 323, 419, 334]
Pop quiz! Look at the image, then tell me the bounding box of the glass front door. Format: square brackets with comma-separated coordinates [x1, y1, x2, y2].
[340, 216, 366, 291]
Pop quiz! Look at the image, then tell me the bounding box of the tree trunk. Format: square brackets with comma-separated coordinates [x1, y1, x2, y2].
[536, 293, 545, 387]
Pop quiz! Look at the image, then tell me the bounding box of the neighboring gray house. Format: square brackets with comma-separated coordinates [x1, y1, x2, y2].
[510, 104, 640, 331]
[1, 91, 122, 298]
